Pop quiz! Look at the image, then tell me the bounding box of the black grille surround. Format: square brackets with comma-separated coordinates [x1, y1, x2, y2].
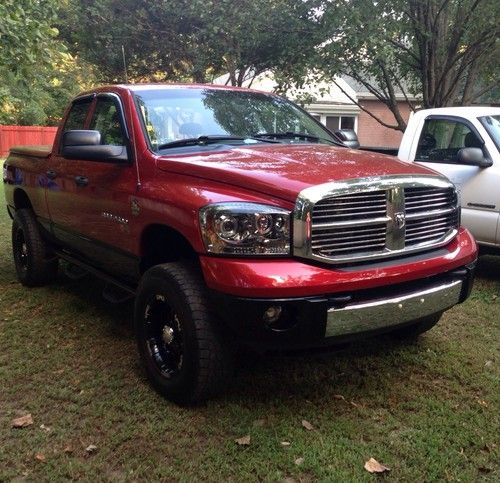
[293, 176, 460, 264]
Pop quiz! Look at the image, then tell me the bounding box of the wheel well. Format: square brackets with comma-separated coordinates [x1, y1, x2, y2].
[13, 189, 33, 211]
[140, 224, 197, 273]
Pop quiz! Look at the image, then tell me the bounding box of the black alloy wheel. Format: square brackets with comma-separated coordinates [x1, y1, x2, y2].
[134, 262, 233, 404]
[12, 208, 58, 286]
[144, 294, 185, 379]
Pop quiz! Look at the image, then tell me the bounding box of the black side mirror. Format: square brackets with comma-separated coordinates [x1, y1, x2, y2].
[457, 147, 492, 168]
[61, 130, 129, 163]
[334, 129, 360, 149]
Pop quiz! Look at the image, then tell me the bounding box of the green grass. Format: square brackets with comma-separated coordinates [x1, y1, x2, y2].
[0, 180, 499, 482]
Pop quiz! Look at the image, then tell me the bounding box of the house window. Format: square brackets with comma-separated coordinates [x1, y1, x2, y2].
[306, 110, 358, 133]
[325, 115, 356, 132]
[326, 116, 340, 132]
[340, 117, 355, 130]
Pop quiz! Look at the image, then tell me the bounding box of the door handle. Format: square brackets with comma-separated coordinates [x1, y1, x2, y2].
[74, 175, 88, 187]
[46, 170, 57, 180]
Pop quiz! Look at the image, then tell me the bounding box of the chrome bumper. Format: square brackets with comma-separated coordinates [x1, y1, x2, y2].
[325, 279, 463, 337]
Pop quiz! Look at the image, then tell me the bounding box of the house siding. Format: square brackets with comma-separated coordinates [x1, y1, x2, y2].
[356, 100, 412, 148]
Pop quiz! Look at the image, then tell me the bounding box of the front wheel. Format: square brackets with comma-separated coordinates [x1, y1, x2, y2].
[134, 262, 233, 404]
[12, 208, 58, 287]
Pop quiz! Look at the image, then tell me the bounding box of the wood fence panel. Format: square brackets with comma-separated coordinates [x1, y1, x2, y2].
[0, 126, 58, 157]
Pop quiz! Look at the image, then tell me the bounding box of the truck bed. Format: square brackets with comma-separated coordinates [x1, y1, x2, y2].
[9, 145, 52, 159]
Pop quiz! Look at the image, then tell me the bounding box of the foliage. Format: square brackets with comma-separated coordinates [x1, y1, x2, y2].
[59, 0, 323, 86]
[314, 0, 500, 131]
[0, 0, 60, 77]
[0, 0, 96, 126]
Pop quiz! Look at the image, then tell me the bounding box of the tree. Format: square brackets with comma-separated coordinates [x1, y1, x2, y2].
[0, 0, 95, 125]
[314, 0, 500, 131]
[59, 0, 323, 85]
[0, 0, 61, 77]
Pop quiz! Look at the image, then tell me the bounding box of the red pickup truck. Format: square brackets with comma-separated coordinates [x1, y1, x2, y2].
[3, 84, 477, 403]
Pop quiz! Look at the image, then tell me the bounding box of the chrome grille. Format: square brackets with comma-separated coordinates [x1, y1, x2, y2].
[312, 191, 387, 222]
[404, 187, 457, 215]
[404, 187, 458, 247]
[294, 176, 460, 264]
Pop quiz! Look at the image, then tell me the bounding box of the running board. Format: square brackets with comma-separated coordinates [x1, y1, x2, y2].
[64, 262, 89, 281]
[54, 250, 136, 296]
[102, 283, 134, 304]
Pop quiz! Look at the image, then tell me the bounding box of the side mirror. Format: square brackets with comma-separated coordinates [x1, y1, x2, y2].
[457, 147, 492, 168]
[61, 130, 129, 163]
[334, 129, 360, 149]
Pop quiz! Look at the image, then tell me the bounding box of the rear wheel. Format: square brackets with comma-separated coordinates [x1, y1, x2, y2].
[391, 312, 442, 339]
[12, 209, 58, 287]
[134, 262, 233, 404]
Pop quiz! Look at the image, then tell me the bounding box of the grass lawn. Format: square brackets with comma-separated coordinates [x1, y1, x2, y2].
[0, 179, 499, 482]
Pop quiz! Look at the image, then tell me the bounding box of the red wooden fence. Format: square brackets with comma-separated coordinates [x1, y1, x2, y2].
[0, 126, 58, 157]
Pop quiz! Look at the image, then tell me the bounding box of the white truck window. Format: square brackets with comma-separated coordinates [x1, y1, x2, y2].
[415, 119, 482, 163]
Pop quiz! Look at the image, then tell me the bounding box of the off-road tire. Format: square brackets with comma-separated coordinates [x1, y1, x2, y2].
[134, 262, 233, 404]
[12, 208, 58, 287]
[391, 312, 442, 339]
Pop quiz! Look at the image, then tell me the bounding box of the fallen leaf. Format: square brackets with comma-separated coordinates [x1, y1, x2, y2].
[484, 360, 493, 368]
[85, 444, 98, 454]
[234, 435, 251, 446]
[35, 453, 46, 462]
[301, 419, 314, 431]
[40, 424, 51, 433]
[12, 414, 33, 428]
[294, 457, 304, 466]
[364, 457, 390, 474]
[281, 441, 291, 447]
[333, 394, 346, 401]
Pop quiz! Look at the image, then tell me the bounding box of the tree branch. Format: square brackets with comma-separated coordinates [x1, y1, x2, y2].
[331, 79, 404, 131]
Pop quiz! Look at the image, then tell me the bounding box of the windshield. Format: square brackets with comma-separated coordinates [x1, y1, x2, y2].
[479, 115, 500, 152]
[133, 87, 338, 152]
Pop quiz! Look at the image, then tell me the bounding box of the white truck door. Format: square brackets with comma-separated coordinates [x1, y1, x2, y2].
[412, 116, 500, 246]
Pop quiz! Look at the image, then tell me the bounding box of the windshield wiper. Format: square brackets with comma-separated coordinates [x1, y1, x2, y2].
[157, 135, 278, 150]
[253, 131, 338, 145]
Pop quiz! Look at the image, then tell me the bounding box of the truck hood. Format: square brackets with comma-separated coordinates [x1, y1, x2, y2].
[156, 144, 438, 203]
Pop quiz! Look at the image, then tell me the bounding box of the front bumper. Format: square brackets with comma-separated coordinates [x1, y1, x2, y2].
[209, 262, 476, 350]
[324, 278, 462, 337]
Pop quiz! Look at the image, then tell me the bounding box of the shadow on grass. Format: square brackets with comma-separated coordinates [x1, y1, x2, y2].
[0, 255, 432, 408]
[476, 253, 500, 281]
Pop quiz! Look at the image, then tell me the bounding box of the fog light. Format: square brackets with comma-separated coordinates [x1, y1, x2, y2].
[263, 305, 282, 324]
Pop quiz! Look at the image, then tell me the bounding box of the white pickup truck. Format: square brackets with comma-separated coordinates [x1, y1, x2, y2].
[396, 107, 500, 250]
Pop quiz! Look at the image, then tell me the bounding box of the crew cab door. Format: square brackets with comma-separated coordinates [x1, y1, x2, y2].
[413, 116, 500, 246]
[46, 93, 140, 279]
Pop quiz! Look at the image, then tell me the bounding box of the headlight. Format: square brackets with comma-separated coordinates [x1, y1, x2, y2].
[199, 202, 291, 255]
